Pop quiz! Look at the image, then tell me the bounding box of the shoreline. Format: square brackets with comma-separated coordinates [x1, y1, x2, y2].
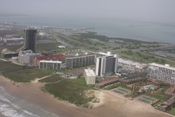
[0, 75, 173, 117]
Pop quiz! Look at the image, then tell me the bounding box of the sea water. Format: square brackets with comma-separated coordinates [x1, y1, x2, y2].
[0, 15, 175, 44]
[0, 86, 59, 117]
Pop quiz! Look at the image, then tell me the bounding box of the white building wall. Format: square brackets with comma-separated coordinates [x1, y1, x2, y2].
[84, 69, 96, 85]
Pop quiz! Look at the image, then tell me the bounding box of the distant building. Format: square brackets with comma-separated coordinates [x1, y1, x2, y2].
[84, 68, 96, 85]
[118, 58, 147, 72]
[3, 37, 24, 44]
[66, 55, 95, 68]
[1, 48, 18, 58]
[33, 53, 65, 66]
[18, 50, 41, 65]
[148, 63, 175, 83]
[157, 96, 175, 111]
[96, 54, 118, 76]
[58, 45, 66, 48]
[23, 29, 37, 52]
[39, 60, 62, 70]
[97, 51, 111, 57]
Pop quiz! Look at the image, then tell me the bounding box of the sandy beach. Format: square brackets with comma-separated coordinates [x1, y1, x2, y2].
[0, 75, 173, 117]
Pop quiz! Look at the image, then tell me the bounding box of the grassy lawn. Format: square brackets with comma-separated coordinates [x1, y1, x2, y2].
[117, 50, 174, 65]
[36, 42, 62, 52]
[145, 86, 169, 107]
[116, 83, 132, 90]
[44, 77, 95, 107]
[0, 60, 52, 82]
[2, 68, 52, 82]
[39, 75, 63, 83]
[104, 82, 132, 90]
[168, 108, 175, 115]
[104, 83, 118, 90]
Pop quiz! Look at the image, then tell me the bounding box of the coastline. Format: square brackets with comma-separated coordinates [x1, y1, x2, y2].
[0, 75, 174, 117]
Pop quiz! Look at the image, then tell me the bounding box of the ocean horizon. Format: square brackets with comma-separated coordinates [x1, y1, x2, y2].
[0, 15, 175, 44]
[0, 86, 59, 117]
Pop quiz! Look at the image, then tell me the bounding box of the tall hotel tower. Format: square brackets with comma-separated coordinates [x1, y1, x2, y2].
[24, 29, 37, 52]
[96, 54, 118, 76]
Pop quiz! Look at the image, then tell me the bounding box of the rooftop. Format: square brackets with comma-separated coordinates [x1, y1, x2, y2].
[149, 63, 175, 71]
[40, 60, 62, 64]
[84, 69, 95, 77]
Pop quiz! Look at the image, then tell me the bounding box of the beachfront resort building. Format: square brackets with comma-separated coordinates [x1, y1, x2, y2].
[18, 50, 42, 65]
[66, 55, 95, 68]
[39, 60, 62, 70]
[33, 53, 65, 66]
[148, 63, 175, 83]
[84, 68, 96, 85]
[96, 54, 118, 76]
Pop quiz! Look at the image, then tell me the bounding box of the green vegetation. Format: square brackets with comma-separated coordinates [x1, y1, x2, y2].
[116, 83, 132, 90]
[3, 68, 52, 82]
[104, 82, 132, 90]
[36, 42, 63, 52]
[145, 86, 169, 107]
[104, 83, 118, 90]
[44, 77, 95, 107]
[77, 32, 156, 44]
[0, 60, 52, 82]
[0, 44, 22, 52]
[168, 108, 175, 115]
[39, 75, 63, 83]
[118, 50, 173, 65]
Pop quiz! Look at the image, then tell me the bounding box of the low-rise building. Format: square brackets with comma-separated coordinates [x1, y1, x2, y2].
[39, 60, 62, 70]
[18, 50, 41, 65]
[118, 58, 147, 72]
[84, 69, 96, 85]
[148, 63, 175, 83]
[33, 53, 65, 66]
[157, 96, 175, 111]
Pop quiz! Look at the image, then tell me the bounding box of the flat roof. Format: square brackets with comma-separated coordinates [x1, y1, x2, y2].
[66, 54, 95, 58]
[84, 69, 95, 77]
[40, 60, 62, 63]
[149, 63, 175, 71]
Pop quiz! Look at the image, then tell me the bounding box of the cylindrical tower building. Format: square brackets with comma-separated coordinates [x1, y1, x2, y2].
[24, 29, 37, 52]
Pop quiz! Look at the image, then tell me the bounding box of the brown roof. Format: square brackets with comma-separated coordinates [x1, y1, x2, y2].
[96, 78, 120, 87]
[165, 85, 175, 96]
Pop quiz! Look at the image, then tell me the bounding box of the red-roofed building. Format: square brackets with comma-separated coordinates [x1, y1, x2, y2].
[33, 53, 65, 66]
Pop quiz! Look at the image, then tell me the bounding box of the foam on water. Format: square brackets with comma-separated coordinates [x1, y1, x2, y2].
[0, 86, 59, 117]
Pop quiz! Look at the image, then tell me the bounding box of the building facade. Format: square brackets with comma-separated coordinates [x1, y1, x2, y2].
[33, 53, 65, 66]
[84, 69, 96, 85]
[118, 58, 146, 72]
[39, 60, 62, 70]
[66, 55, 95, 68]
[18, 50, 41, 65]
[24, 29, 37, 52]
[148, 63, 175, 83]
[96, 55, 118, 76]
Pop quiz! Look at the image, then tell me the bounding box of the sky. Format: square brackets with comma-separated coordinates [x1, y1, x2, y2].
[1, 0, 175, 24]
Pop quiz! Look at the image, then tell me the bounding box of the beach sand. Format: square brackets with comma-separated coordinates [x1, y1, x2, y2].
[0, 75, 173, 117]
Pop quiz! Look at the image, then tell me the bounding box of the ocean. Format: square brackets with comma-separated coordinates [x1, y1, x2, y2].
[0, 15, 175, 44]
[0, 86, 59, 117]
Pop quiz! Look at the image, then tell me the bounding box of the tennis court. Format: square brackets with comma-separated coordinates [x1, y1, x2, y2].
[112, 87, 131, 95]
[137, 95, 157, 104]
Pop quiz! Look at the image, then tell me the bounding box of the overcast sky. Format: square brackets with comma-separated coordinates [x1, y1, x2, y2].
[1, 0, 175, 23]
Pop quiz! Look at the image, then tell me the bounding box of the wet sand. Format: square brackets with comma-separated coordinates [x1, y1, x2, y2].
[0, 75, 173, 117]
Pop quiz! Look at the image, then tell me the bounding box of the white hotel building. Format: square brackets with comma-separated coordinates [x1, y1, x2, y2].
[84, 68, 96, 85]
[148, 63, 175, 83]
[96, 54, 118, 76]
[39, 60, 62, 70]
